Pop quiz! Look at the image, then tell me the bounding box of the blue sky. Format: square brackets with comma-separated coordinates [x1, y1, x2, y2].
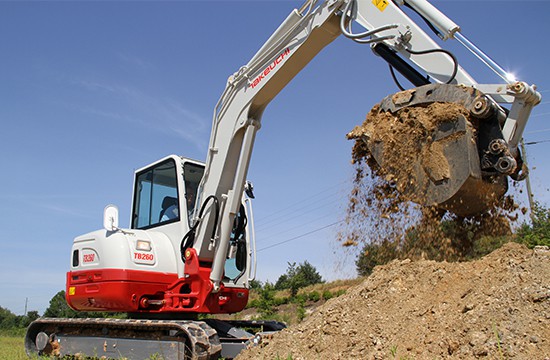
[1, 0, 549, 316]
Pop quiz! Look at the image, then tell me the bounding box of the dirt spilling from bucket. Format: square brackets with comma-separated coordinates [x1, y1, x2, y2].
[342, 102, 521, 261]
[346, 102, 469, 199]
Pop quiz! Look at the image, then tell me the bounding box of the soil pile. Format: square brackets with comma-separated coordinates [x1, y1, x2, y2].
[237, 243, 550, 359]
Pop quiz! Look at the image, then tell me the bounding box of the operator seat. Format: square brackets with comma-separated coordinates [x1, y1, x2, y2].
[159, 196, 178, 222]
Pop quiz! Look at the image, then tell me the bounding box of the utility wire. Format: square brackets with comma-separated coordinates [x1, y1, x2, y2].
[257, 211, 336, 241]
[256, 195, 342, 233]
[524, 140, 550, 145]
[257, 220, 344, 252]
[532, 112, 550, 118]
[255, 180, 348, 226]
[256, 189, 341, 227]
[526, 128, 550, 134]
[255, 184, 350, 232]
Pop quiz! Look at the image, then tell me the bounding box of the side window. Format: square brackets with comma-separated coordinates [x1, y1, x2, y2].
[183, 162, 204, 224]
[224, 204, 248, 282]
[132, 159, 179, 229]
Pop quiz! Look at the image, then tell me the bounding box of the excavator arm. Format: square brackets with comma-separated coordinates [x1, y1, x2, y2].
[188, 0, 541, 291]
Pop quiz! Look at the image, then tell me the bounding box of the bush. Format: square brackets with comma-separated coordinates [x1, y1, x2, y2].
[292, 294, 307, 305]
[516, 202, 550, 248]
[356, 240, 398, 276]
[248, 279, 263, 290]
[308, 291, 321, 302]
[322, 290, 333, 300]
[296, 304, 306, 322]
[334, 289, 346, 297]
[274, 261, 323, 297]
[246, 299, 261, 309]
[273, 296, 290, 307]
[255, 283, 277, 317]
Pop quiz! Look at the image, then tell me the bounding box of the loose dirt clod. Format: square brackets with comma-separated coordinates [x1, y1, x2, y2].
[237, 243, 550, 359]
[347, 102, 471, 204]
[343, 102, 519, 259]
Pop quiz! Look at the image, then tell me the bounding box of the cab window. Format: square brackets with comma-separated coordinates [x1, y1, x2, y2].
[132, 159, 179, 229]
[183, 162, 204, 224]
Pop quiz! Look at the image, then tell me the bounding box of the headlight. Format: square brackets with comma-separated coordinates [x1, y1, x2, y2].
[136, 240, 152, 251]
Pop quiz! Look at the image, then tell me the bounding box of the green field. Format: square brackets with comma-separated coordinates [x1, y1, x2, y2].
[0, 336, 28, 360]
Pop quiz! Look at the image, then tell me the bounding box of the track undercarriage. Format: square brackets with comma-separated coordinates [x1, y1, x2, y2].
[25, 317, 285, 360]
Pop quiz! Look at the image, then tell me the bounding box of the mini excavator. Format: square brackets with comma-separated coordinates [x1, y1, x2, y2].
[25, 0, 541, 358]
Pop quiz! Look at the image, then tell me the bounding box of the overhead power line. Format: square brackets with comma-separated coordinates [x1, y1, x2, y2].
[257, 211, 335, 238]
[525, 128, 550, 134]
[257, 220, 344, 252]
[256, 196, 342, 233]
[524, 139, 550, 145]
[532, 112, 550, 118]
[255, 180, 349, 226]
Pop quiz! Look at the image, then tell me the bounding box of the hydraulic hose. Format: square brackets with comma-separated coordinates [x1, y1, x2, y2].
[340, 0, 397, 44]
[406, 47, 458, 84]
[180, 195, 220, 262]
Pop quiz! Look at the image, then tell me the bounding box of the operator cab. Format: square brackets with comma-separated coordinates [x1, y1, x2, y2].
[129, 155, 254, 287]
[131, 156, 202, 231]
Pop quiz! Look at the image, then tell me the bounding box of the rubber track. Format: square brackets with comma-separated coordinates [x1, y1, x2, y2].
[26, 317, 222, 360]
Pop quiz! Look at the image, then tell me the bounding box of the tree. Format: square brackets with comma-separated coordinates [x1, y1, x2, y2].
[0, 306, 18, 329]
[256, 282, 277, 317]
[0, 306, 41, 330]
[355, 240, 398, 276]
[274, 261, 323, 297]
[517, 202, 550, 247]
[43, 291, 79, 318]
[248, 279, 263, 290]
[18, 310, 40, 328]
[26, 310, 40, 322]
[43, 290, 126, 319]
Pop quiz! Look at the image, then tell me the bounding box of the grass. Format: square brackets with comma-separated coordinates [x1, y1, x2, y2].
[1, 334, 193, 360]
[0, 334, 57, 360]
[0, 335, 30, 360]
[275, 354, 293, 360]
[492, 321, 504, 360]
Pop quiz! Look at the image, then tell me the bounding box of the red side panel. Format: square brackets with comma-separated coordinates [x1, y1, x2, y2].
[66, 250, 249, 315]
[66, 269, 179, 312]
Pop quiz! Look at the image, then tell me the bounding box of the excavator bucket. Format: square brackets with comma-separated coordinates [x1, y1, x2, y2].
[348, 84, 518, 217]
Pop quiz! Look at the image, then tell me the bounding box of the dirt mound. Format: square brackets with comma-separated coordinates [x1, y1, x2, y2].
[237, 243, 550, 359]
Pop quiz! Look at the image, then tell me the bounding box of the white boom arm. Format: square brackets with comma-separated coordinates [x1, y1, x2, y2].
[190, 0, 541, 291]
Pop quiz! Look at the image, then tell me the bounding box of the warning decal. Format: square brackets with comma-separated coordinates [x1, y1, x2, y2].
[372, 0, 389, 11]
